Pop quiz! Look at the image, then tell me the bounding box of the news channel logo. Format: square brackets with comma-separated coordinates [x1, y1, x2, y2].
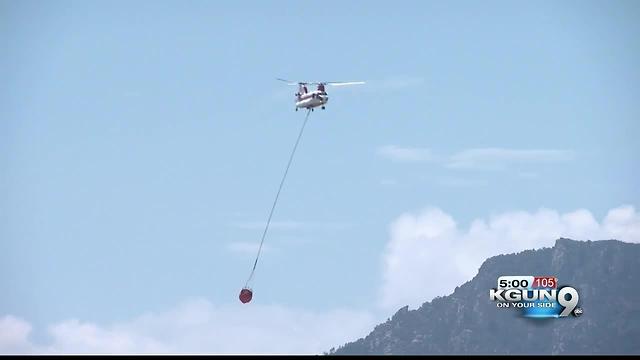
[489, 276, 583, 318]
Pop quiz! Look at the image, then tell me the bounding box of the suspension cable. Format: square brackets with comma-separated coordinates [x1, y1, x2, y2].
[244, 108, 312, 287]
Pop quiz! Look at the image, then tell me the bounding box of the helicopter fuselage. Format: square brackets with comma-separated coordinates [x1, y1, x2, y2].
[295, 90, 329, 110]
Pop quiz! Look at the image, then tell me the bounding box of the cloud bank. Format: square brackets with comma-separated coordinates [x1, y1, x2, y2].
[0, 300, 376, 354]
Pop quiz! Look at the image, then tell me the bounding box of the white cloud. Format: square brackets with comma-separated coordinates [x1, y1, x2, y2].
[434, 176, 487, 187]
[0, 316, 34, 353]
[379, 205, 640, 311]
[45, 319, 165, 354]
[1, 299, 376, 354]
[377, 145, 436, 163]
[231, 221, 350, 231]
[231, 221, 304, 230]
[226, 241, 274, 255]
[376, 146, 574, 170]
[380, 179, 398, 186]
[446, 148, 575, 170]
[228, 220, 352, 257]
[602, 205, 640, 241]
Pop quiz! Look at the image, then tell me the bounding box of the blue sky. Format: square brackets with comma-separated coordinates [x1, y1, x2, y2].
[1, 0, 639, 353]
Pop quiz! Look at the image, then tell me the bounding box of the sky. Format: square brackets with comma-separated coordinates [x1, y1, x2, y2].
[1, 0, 639, 354]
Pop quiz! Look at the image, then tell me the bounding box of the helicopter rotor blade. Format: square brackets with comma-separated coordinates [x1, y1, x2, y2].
[325, 81, 366, 87]
[278, 79, 365, 86]
[276, 78, 302, 85]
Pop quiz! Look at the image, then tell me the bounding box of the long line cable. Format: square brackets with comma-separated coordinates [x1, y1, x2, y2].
[244, 109, 312, 287]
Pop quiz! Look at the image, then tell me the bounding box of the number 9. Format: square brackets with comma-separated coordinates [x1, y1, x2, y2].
[558, 286, 579, 317]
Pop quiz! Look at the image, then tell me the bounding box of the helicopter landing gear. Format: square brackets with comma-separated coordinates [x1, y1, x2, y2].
[295, 108, 298, 111]
[321, 106, 325, 110]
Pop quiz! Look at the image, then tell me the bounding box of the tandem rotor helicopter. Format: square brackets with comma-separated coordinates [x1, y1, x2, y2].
[277, 78, 365, 111]
[238, 77, 366, 304]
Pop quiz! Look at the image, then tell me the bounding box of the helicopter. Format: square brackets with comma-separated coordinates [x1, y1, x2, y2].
[239, 78, 366, 305]
[277, 78, 365, 111]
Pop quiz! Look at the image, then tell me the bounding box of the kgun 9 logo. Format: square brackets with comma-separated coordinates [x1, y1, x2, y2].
[489, 276, 583, 318]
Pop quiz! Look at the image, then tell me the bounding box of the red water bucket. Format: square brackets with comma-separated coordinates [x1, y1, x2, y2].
[239, 288, 253, 304]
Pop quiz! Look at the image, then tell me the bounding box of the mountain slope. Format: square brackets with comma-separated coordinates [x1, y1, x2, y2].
[331, 238, 640, 355]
